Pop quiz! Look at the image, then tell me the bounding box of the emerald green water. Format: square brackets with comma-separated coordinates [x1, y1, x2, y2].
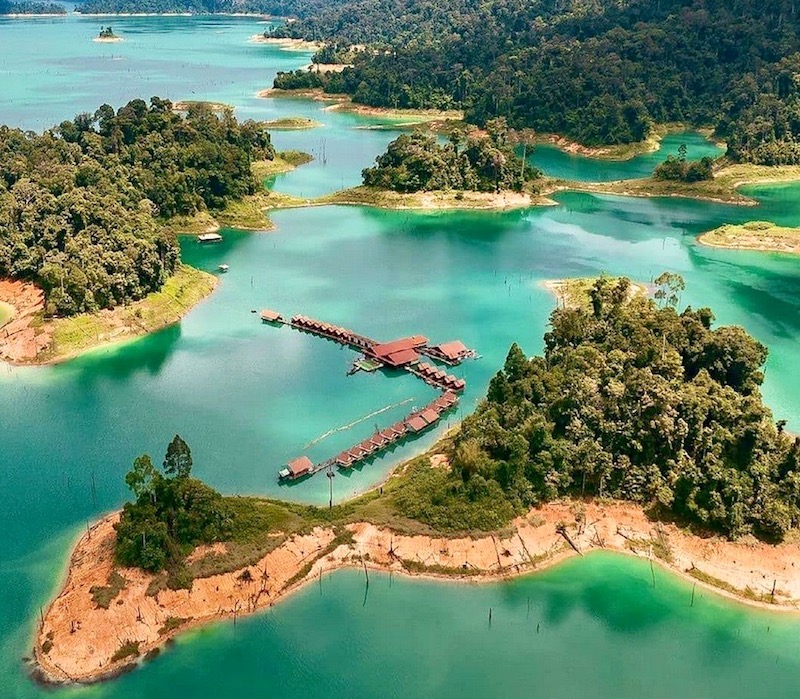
[3, 13, 800, 698]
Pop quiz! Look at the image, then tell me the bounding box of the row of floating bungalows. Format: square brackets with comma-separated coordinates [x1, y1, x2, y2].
[411, 362, 466, 392]
[335, 390, 459, 470]
[279, 391, 459, 480]
[289, 315, 374, 350]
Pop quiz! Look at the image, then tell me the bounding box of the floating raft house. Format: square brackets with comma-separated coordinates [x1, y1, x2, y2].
[260, 309, 284, 323]
[197, 232, 222, 243]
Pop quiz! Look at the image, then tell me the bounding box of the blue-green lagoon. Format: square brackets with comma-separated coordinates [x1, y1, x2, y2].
[3, 12, 800, 699]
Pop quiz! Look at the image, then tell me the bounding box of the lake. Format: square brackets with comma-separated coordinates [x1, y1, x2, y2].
[2, 12, 800, 698]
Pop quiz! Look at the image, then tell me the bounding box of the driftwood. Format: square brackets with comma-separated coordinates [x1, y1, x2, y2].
[555, 524, 583, 556]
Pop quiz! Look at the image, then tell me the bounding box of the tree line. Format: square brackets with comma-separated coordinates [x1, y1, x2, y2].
[0, 98, 275, 315]
[0, 0, 65, 12]
[271, 0, 800, 160]
[361, 121, 540, 193]
[447, 275, 800, 541]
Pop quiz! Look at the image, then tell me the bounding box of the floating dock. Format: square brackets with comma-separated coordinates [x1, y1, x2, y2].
[263, 309, 475, 481]
[279, 392, 460, 480]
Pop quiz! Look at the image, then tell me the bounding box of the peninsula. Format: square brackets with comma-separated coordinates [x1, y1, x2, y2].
[34, 275, 800, 684]
[698, 221, 800, 255]
[0, 98, 311, 365]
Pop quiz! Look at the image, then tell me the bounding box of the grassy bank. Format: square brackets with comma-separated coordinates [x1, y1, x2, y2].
[541, 276, 648, 308]
[556, 163, 800, 205]
[40, 265, 216, 363]
[698, 221, 800, 255]
[263, 117, 323, 130]
[321, 185, 554, 210]
[162, 152, 313, 233]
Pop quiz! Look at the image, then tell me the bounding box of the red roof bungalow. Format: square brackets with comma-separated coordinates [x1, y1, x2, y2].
[279, 455, 313, 480]
[406, 415, 429, 433]
[419, 408, 440, 426]
[430, 340, 471, 363]
[368, 335, 428, 367]
[260, 309, 283, 323]
[336, 452, 354, 468]
[359, 439, 376, 454]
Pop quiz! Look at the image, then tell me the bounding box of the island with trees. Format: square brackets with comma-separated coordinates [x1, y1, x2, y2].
[94, 26, 122, 43]
[0, 97, 309, 364]
[325, 119, 548, 209]
[33, 274, 800, 685]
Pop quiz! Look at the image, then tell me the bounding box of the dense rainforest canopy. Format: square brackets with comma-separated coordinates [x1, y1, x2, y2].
[0, 98, 275, 315]
[0, 0, 65, 12]
[361, 121, 540, 193]
[271, 0, 800, 160]
[443, 276, 800, 541]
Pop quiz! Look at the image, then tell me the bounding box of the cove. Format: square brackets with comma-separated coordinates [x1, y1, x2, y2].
[3, 12, 800, 699]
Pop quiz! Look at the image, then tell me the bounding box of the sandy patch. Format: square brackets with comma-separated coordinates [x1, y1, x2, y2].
[249, 35, 321, 51]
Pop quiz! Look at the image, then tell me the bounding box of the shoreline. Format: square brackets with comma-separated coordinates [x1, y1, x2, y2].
[248, 35, 321, 51]
[320, 186, 556, 211]
[33, 494, 800, 685]
[697, 221, 800, 255]
[535, 124, 720, 161]
[541, 277, 649, 307]
[0, 266, 216, 367]
[258, 87, 464, 122]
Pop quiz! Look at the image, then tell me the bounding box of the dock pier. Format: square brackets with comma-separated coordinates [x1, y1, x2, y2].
[259, 309, 475, 481]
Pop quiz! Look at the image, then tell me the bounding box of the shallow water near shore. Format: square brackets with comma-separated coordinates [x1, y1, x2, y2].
[3, 12, 800, 699]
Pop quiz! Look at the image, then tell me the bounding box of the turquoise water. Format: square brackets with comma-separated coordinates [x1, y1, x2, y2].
[531, 131, 725, 181]
[3, 14, 800, 699]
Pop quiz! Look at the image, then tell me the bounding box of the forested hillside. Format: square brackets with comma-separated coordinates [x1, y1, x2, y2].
[273, 0, 800, 159]
[0, 98, 275, 316]
[76, 0, 342, 16]
[0, 0, 66, 12]
[441, 276, 800, 541]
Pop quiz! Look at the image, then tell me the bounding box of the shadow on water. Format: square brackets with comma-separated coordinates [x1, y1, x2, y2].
[52, 323, 182, 383]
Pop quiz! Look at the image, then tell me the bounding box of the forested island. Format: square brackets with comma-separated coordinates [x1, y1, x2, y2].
[267, 0, 800, 161]
[362, 121, 539, 193]
[34, 275, 800, 684]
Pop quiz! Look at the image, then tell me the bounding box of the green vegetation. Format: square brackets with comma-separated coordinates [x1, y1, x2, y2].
[362, 122, 540, 193]
[654, 145, 715, 182]
[157, 616, 191, 636]
[44, 265, 215, 362]
[262, 117, 323, 130]
[0, 302, 13, 328]
[0, 0, 65, 13]
[544, 276, 646, 309]
[110, 641, 140, 664]
[115, 435, 231, 573]
[269, 0, 800, 161]
[0, 98, 275, 316]
[685, 566, 780, 604]
[698, 221, 800, 254]
[89, 571, 128, 609]
[452, 274, 800, 541]
[97, 26, 118, 39]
